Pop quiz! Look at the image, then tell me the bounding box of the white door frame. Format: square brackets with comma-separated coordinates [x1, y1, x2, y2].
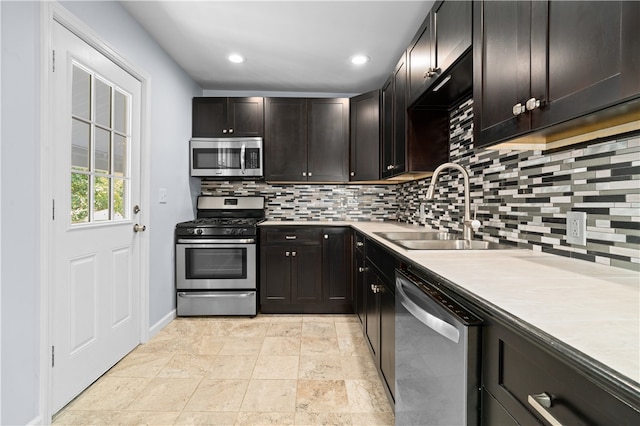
[39, 2, 151, 422]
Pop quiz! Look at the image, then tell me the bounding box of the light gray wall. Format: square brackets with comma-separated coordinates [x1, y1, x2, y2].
[1, 1, 201, 424]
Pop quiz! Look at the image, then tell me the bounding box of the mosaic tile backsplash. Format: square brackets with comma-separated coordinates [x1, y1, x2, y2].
[200, 97, 639, 271]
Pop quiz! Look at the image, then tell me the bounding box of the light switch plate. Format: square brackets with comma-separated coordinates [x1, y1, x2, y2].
[566, 211, 586, 245]
[159, 188, 167, 204]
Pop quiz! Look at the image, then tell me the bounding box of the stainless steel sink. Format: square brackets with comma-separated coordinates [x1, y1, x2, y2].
[374, 231, 516, 250]
[374, 231, 457, 241]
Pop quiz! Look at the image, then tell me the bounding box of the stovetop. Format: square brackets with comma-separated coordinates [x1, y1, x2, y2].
[176, 217, 264, 228]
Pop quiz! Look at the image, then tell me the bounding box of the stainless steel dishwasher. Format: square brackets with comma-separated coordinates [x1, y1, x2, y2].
[395, 268, 482, 425]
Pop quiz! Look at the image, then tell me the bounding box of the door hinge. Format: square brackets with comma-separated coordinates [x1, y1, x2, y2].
[52, 50, 55, 72]
[52, 345, 55, 367]
[52, 199, 55, 220]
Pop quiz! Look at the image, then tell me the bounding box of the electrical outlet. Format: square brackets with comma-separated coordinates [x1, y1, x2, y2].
[566, 211, 586, 245]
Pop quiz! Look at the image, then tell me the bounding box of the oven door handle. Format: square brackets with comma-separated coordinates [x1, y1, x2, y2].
[177, 238, 255, 244]
[177, 292, 254, 298]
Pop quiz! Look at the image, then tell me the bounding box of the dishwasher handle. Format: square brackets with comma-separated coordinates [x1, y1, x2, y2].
[396, 275, 460, 344]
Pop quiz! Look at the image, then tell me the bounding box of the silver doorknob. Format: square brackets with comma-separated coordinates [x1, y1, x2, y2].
[133, 224, 146, 232]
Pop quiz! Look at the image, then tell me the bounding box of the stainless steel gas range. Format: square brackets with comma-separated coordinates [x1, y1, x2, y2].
[174, 196, 264, 316]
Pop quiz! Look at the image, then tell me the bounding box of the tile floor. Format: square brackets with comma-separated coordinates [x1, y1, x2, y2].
[53, 314, 394, 425]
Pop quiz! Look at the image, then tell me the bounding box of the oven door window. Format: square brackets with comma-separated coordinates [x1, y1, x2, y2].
[185, 247, 247, 279]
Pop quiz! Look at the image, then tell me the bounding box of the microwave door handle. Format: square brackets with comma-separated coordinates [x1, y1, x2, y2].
[241, 144, 246, 174]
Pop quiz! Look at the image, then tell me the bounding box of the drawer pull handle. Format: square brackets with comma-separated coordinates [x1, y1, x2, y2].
[527, 393, 563, 426]
[285, 235, 297, 240]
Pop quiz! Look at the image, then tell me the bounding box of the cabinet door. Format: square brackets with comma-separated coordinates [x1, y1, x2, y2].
[307, 98, 349, 182]
[392, 56, 407, 176]
[260, 246, 291, 305]
[291, 245, 322, 305]
[364, 271, 380, 363]
[473, 1, 532, 147]
[353, 248, 366, 326]
[264, 98, 307, 181]
[433, 0, 472, 75]
[322, 228, 351, 305]
[192, 97, 228, 137]
[381, 76, 394, 178]
[408, 14, 433, 101]
[349, 91, 380, 181]
[379, 280, 395, 400]
[530, 1, 640, 129]
[227, 97, 264, 137]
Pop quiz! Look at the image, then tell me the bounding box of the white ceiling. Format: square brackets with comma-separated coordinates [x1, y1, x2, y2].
[121, 1, 434, 94]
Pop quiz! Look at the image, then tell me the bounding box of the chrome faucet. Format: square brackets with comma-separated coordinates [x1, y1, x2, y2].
[426, 162, 480, 241]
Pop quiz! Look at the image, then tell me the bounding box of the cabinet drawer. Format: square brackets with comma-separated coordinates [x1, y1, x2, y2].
[262, 227, 322, 245]
[483, 316, 640, 425]
[365, 239, 398, 285]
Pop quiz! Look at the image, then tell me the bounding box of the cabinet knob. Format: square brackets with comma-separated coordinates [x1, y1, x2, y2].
[356, 241, 364, 247]
[324, 234, 328, 239]
[358, 267, 368, 273]
[222, 129, 228, 134]
[302, 172, 307, 177]
[386, 164, 394, 170]
[512, 103, 525, 116]
[228, 128, 234, 133]
[526, 97, 541, 111]
[292, 251, 297, 257]
[426, 67, 441, 78]
[308, 172, 312, 177]
[285, 251, 290, 257]
[350, 171, 355, 177]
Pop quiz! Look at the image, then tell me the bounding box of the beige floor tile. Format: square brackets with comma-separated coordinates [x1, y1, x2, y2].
[67, 376, 150, 411]
[108, 352, 173, 378]
[300, 336, 340, 355]
[184, 379, 249, 412]
[157, 354, 216, 378]
[213, 320, 270, 338]
[188, 335, 226, 355]
[174, 411, 238, 425]
[295, 412, 353, 425]
[340, 356, 379, 380]
[127, 378, 201, 412]
[350, 412, 395, 425]
[110, 410, 181, 425]
[298, 355, 344, 380]
[302, 315, 337, 323]
[338, 334, 370, 356]
[301, 321, 337, 338]
[296, 380, 350, 413]
[52, 410, 118, 425]
[207, 355, 257, 379]
[236, 412, 296, 425]
[218, 338, 264, 355]
[260, 336, 301, 355]
[266, 322, 303, 337]
[240, 379, 297, 412]
[161, 318, 210, 337]
[345, 379, 392, 413]
[264, 314, 304, 323]
[135, 333, 196, 354]
[335, 321, 363, 337]
[253, 355, 299, 379]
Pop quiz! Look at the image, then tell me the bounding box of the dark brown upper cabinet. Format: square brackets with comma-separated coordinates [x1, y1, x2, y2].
[474, 1, 640, 148]
[192, 97, 264, 137]
[349, 90, 381, 181]
[264, 97, 349, 183]
[408, 1, 472, 108]
[381, 55, 408, 179]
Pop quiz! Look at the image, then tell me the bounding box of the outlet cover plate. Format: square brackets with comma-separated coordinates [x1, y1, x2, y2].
[566, 211, 587, 245]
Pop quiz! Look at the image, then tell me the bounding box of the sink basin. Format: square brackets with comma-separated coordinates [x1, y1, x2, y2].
[374, 231, 457, 241]
[374, 231, 516, 250]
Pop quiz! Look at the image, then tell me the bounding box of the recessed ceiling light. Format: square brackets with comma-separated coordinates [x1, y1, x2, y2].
[350, 55, 370, 65]
[228, 54, 244, 64]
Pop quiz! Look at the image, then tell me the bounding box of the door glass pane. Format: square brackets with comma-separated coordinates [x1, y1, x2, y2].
[95, 127, 111, 173]
[114, 90, 127, 133]
[95, 78, 112, 127]
[71, 118, 90, 170]
[94, 176, 111, 222]
[113, 178, 126, 220]
[114, 134, 127, 176]
[72, 66, 91, 120]
[71, 173, 89, 224]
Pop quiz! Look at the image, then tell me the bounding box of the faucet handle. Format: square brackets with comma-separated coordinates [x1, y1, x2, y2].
[471, 206, 481, 230]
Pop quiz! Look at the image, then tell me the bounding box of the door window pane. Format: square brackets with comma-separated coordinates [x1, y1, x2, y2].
[113, 178, 126, 220]
[95, 127, 111, 173]
[114, 134, 127, 176]
[71, 118, 90, 170]
[94, 176, 111, 222]
[71, 173, 89, 224]
[72, 66, 91, 120]
[95, 78, 112, 127]
[114, 90, 127, 133]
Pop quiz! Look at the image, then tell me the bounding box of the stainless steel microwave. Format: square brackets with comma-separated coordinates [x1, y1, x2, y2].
[190, 137, 263, 178]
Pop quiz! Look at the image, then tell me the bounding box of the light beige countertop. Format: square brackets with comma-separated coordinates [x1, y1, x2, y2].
[260, 220, 640, 396]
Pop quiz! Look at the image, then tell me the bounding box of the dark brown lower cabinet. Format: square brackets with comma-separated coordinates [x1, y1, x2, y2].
[482, 314, 640, 425]
[259, 226, 352, 314]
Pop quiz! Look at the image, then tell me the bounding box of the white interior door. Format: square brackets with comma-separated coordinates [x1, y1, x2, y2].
[51, 21, 143, 413]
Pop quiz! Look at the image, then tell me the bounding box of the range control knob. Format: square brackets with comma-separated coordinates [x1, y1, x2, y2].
[195, 228, 203, 235]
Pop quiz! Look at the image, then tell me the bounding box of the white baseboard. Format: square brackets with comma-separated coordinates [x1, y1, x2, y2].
[147, 309, 176, 341]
